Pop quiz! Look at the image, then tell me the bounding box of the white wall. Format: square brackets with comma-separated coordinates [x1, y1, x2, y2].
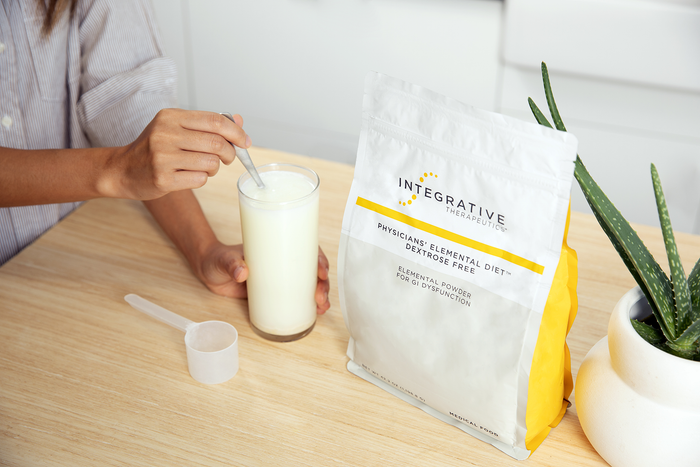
[151, 0, 503, 165]
[150, 0, 700, 234]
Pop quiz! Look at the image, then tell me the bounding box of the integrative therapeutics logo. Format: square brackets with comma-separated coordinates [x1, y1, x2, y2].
[397, 171, 507, 232]
[399, 171, 438, 206]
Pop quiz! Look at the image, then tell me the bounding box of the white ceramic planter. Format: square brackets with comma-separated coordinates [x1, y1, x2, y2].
[575, 287, 700, 467]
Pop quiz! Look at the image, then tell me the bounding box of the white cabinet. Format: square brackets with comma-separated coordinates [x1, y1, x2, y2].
[500, 0, 700, 234]
[498, 65, 700, 234]
[502, 0, 700, 93]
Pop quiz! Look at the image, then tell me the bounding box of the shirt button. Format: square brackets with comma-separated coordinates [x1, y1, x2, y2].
[0, 42, 5, 53]
[2, 115, 12, 129]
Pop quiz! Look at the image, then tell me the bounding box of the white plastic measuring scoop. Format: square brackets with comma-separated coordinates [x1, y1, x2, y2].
[124, 294, 239, 384]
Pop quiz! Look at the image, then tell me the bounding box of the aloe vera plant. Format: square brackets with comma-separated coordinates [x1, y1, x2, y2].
[528, 62, 700, 361]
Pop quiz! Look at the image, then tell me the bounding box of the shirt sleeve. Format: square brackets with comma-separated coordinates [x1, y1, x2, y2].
[75, 0, 178, 147]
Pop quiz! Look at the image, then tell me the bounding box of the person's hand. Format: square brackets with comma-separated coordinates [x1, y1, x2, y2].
[196, 242, 332, 314]
[101, 109, 250, 200]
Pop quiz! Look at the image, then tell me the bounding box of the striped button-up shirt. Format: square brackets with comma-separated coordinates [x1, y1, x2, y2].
[0, 0, 177, 265]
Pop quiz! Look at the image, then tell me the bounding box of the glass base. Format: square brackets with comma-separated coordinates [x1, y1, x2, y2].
[251, 321, 315, 342]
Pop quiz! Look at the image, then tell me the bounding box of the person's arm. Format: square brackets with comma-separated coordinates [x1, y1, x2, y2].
[143, 189, 247, 297]
[144, 190, 331, 314]
[0, 109, 249, 208]
[0, 145, 116, 207]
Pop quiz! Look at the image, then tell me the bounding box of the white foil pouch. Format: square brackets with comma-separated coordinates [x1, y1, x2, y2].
[338, 73, 579, 459]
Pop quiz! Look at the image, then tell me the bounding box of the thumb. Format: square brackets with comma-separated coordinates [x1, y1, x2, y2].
[218, 246, 248, 283]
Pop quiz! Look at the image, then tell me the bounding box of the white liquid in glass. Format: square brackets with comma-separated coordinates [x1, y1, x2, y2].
[239, 169, 319, 338]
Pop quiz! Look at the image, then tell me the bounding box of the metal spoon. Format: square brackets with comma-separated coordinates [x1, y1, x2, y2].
[220, 112, 265, 189]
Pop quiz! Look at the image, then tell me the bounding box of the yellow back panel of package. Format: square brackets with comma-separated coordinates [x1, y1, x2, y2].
[525, 205, 578, 454]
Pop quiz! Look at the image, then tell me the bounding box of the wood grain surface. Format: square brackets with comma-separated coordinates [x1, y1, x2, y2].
[2, 147, 699, 466]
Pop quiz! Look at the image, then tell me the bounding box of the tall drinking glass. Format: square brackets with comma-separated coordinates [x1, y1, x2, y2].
[237, 163, 320, 342]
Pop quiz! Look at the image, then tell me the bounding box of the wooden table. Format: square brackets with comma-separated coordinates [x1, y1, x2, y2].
[2, 148, 699, 466]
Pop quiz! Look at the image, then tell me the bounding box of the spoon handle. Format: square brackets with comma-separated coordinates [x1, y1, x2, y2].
[124, 294, 193, 333]
[220, 112, 266, 188]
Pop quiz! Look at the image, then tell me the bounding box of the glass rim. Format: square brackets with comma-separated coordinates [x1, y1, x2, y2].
[236, 163, 320, 205]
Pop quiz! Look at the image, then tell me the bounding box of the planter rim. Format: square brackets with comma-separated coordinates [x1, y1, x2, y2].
[609, 286, 700, 410]
[615, 286, 700, 365]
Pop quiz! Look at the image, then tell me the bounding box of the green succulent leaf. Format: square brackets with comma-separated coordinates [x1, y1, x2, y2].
[687, 258, 700, 309]
[541, 63, 567, 132]
[651, 163, 696, 336]
[528, 97, 553, 129]
[529, 61, 700, 360]
[630, 319, 665, 345]
[673, 312, 700, 349]
[529, 63, 677, 341]
[663, 338, 700, 360]
[574, 160, 676, 340]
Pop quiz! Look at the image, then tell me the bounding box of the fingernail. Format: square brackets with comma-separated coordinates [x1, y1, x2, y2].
[245, 135, 252, 148]
[234, 266, 244, 281]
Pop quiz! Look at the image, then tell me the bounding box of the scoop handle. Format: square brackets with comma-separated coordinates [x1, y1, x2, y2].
[124, 294, 193, 333]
